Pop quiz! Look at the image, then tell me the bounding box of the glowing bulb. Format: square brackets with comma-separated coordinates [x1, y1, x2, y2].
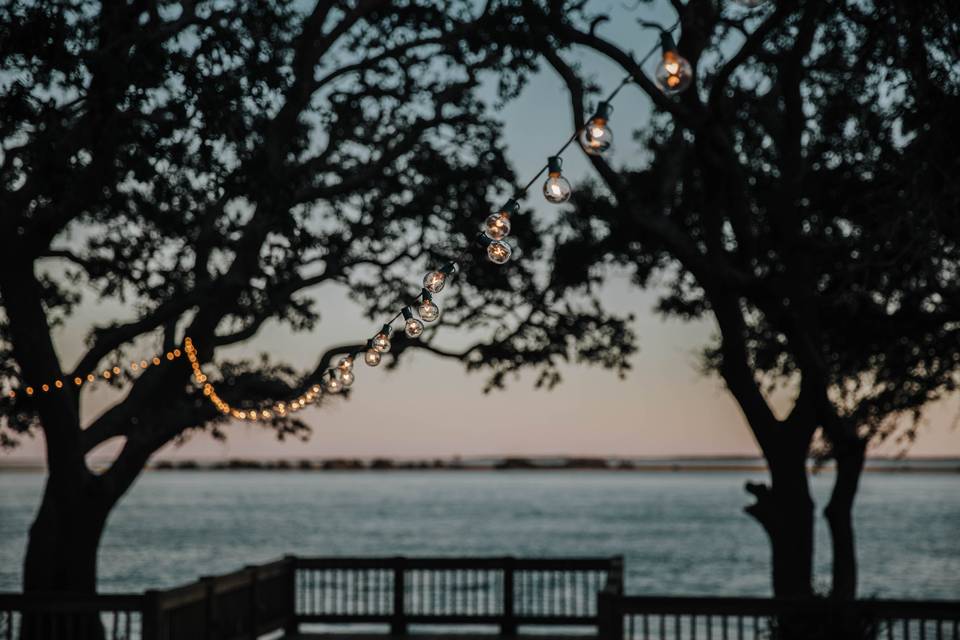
[405, 317, 424, 338]
[325, 376, 342, 393]
[487, 240, 512, 265]
[338, 356, 353, 371]
[364, 348, 382, 367]
[340, 369, 354, 387]
[579, 102, 614, 156]
[543, 156, 571, 203]
[402, 306, 424, 338]
[372, 333, 391, 353]
[655, 39, 693, 95]
[423, 271, 446, 294]
[418, 298, 440, 323]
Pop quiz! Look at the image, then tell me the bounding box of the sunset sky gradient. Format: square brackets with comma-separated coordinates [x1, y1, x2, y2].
[4, 0, 958, 464]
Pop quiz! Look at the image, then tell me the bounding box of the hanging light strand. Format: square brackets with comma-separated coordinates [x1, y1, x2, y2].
[8, 20, 688, 420]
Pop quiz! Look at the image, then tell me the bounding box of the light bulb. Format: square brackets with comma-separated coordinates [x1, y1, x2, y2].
[487, 240, 512, 265]
[340, 369, 354, 387]
[338, 356, 353, 371]
[402, 306, 424, 337]
[364, 348, 381, 367]
[372, 332, 391, 353]
[543, 156, 571, 203]
[484, 213, 511, 240]
[405, 317, 424, 338]
[579, 102, 614, 157]
[655, 42, 693, 95]
[423, 271, 446, 293]
[325, 376, 342, 393]
[485, 198, 518, 241]
[419, 298, 440, 322]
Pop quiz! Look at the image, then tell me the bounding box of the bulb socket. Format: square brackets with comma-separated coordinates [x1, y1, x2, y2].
[475, 232, 493, 247]
[401, 307, 414, 320]
[594, 101, 613, 121]
[420, 288, 433, 301]
[547, 156, 563, 175]
[660, 32, 678, 55]
[499, 198, 520, 218]
[380, 323, 393, 337]
[439, 261, 458, 275]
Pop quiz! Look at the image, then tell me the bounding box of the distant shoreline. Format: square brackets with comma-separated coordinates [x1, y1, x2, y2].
[2, 456, 959, 474]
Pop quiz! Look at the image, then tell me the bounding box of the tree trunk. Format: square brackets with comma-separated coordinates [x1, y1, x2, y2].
[20, 474, 111, 640]
[824, 438, 866, 600]
[745, 443, 815, 598]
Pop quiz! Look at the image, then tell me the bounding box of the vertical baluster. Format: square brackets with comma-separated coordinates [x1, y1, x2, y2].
[752, 615, 759, 640]
[737, 615, 743, 640]
[643, 614, 649, 640]
[659, 613, 666, 640]
[937, 618, 944, 640]
[125, 610, 131, 640]
[110, 610, 118, 640]
[706, 613, 711, 639]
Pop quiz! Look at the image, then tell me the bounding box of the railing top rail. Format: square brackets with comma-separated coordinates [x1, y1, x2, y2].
[0, 592, 144, 612]
[293, 556, 619, 571]
[616, 595, 960, 618]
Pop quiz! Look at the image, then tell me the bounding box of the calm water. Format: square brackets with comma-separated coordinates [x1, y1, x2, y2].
[1, 470, 958, 599]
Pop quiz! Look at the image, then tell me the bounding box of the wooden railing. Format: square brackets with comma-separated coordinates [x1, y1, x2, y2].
[0, 592, 142, 640]
[2, 556, 959, 639]
[608, 595, 960, 640]
[292, 556, 621, 634]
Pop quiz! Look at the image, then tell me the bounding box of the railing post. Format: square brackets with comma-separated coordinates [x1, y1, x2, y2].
[501, 557, 516, 637]
[141, 589, 162, 640]
[283, 555, 298, 637]
[597, 556, 624, 640]
[245, 565, 259, 639]
[596, 590, 622, 640]
[391, 557, 407, 636]
[201, 576, 216, 640]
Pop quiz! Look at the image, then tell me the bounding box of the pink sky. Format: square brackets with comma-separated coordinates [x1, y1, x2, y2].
[4, 4, 958, 465]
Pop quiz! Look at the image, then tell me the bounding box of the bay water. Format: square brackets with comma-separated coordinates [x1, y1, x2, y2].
[1, 470, 957, 599]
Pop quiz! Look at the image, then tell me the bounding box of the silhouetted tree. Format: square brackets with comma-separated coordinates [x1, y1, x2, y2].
[0, 1, 633, 625]
[484, 0, 960, 599]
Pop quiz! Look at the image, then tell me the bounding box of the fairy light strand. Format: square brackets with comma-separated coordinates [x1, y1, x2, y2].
[7, 20, 689, 421]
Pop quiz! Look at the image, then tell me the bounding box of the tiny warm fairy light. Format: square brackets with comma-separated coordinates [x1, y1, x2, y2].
[41, 384, 49, 392]
[74, 377, 82, 386]
[54, 380, 63, 389]
[26, 387, 34, 395]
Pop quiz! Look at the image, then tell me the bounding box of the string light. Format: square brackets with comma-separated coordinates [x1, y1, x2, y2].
[8, 23, 684, 421]
[4, 347, 184, 400]
[543, 156, 572, 203]
[484, 199, 518, 241]
[655, 32, 693, 95]
[372, 324, 393, 353]
[423, 262, 457, 294]
[364, 340, 383, 367]
[418, 290, 440, 322]
[579, 102, 614, 157]
[402, 307, 424, 338]
[477, 233, 513, 265]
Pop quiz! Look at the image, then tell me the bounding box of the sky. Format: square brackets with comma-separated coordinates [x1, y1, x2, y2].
[4, 1, 959, 464]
